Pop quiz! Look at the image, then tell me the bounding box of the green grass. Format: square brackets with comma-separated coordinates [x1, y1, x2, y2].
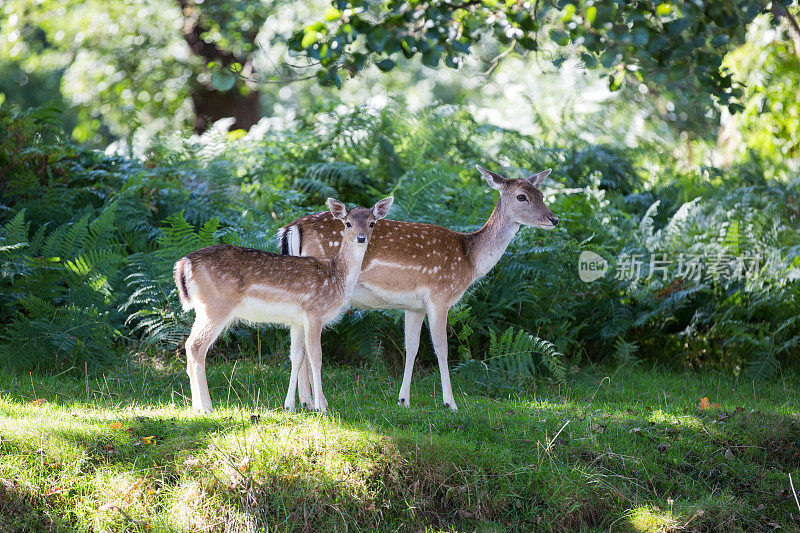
[0, 359, 798, 532]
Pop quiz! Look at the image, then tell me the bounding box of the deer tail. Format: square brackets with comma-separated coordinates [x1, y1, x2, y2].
[173, 257, 194, 312]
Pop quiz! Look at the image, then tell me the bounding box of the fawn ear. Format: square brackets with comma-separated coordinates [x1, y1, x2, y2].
[527, 169, 552, 187]
[327, 198, 348, 221]
[476, 165, 507, 191]
[371, 196, 394, 220]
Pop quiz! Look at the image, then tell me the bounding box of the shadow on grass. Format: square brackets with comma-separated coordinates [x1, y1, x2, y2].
[0, 480, 61, 532]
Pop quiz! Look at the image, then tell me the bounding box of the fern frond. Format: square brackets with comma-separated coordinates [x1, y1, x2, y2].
[455, 327, 566, 387]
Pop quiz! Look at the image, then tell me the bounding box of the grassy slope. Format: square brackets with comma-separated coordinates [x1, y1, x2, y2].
[0, 360, 798, 532]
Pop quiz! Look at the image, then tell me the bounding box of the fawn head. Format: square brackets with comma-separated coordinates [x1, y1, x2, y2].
[477, 165, 558, 230]
[327, 196, 394, 245]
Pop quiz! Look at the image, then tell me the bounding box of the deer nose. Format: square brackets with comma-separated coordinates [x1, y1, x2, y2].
[356, 235, 367, 243]
[549, 216, 559, 226]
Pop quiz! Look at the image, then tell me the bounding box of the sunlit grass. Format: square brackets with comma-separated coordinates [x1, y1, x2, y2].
[627, 505, 681, 532]
[0, 361, 798, 531]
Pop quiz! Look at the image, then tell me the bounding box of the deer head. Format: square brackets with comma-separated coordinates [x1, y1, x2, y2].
[327, 196, 394, 245]
[477, 166, 558, 230]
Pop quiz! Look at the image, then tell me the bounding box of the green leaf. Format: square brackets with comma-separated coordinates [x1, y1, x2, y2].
[301, 30, 318, 49]
[562, 3, 576, 22]
[667, 18, 691, 36]
[609, 69, 625, 91]
[366, 28, 389, 53]
[600, 49, 619, 69]
[421, 49, 440, 68]
[632, 27, 649, 46]
[376, 58, 396, 72]
[710, 34, 729, 46]
[518, 37, 538, 50]
[549, 29, 569, 46]
[581, 52, 597, 68]
[586, 6, 597, 25]
[324, 8, 341, 21]
[211, 70, 235, 91]
[656, 3, 672, 16]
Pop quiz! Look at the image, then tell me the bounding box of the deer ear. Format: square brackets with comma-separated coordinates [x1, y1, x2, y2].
[327, 198, 348, 221]
[476, 165, 507, 191]
[527, 168, 552, 187]
[371, 196, 394, 220]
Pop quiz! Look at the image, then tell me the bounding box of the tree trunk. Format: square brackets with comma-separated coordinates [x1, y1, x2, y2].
[191, 85, 261, 133]
[176, 0, 262, 133]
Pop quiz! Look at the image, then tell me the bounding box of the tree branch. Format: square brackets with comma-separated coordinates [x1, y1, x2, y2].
[176, 0, 242, 66]
[771, 2, 800, 62]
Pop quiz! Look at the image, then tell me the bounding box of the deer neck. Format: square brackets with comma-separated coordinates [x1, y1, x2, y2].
[333, 238, 368, 293]
[466, 198, 520, 278]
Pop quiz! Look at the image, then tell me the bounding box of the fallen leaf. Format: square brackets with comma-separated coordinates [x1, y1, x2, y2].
[122, 478, 145, 500]
[110, 421, 122, 429]
[238, 456, 250, 473]
[700, 397, 721, 410]
[724, 448, 735, 461]
[140, 436, 155, 445]
[29, 398, 46, 405]
[44, 487, 64, 496]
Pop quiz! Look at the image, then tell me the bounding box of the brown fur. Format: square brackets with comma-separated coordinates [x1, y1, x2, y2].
[176, 198, 394, 413]
[282, 167, 558, 410]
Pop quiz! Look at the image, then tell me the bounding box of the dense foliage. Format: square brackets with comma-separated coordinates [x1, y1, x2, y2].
[4, 0, 798, 146]
[293, 0, 761, 108]
[1, 103, 798, 382]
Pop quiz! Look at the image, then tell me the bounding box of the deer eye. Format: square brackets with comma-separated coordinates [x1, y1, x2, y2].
[345, 222, 352, 227]
[369, 222, 375, 227]
[516, 194, 528, 202]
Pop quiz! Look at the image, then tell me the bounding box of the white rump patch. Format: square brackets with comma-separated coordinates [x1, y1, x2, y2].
[286, 226, 301, 256]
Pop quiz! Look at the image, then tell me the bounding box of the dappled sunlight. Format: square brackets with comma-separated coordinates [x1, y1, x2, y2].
[627, 505, 682, 532]
[0, 362, 797, 529]
[3, 0, 800, 529]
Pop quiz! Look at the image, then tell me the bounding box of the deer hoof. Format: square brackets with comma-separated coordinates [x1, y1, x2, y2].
[398, 397, 410, 408]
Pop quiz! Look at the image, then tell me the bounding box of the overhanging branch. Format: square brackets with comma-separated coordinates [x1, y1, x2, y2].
[771, 2, 800, 62]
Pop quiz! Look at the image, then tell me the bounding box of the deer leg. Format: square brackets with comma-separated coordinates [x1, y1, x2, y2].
[427, 304, 458, 411]
[398, 310, 425, 408]
[303, 318, 328, 413]
[185, 315, 226, 413]
[283, 324, 306, 412]
[297, 351, 313, 409]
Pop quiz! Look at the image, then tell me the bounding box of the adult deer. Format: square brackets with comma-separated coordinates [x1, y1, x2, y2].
[174, 196, 394, 413]
[277, 166, 557, 411]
